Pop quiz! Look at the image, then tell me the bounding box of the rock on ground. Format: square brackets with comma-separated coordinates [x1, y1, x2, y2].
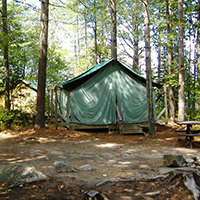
[163, 153, 186, 167]
[0, 164, 47, 187]
[78, 164, 93, 171]
[53, 161, 77, 173]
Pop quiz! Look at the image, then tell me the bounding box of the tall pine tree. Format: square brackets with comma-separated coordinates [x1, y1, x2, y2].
[35, 0, 49, 129]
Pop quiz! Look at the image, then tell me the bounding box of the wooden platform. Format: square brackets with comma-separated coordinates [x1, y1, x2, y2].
[63, 122, 148, 135]
[51, 111, 149, 135]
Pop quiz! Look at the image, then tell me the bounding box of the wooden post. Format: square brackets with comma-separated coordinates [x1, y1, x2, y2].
[50, 88, 54, 122]
[47, 89, 50, 118]
[164, 84, 168, 124]
[55, 86, 58, 130]
[67, 91, 71, 128]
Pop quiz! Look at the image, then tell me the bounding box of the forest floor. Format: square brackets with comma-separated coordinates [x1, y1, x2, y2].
[0, 122, 199, 199]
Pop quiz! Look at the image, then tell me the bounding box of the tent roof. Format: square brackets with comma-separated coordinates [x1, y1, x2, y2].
[60, 59, 161, 90]
[21, 80, 37, 91]
[0, 80, 37, 96]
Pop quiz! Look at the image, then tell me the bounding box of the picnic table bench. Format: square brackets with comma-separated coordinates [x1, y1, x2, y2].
[175, 121, 200, 148]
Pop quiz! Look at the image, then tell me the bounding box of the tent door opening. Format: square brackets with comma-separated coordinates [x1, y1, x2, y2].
[115, 99, 122, 134]
[109, 97, 122, 134]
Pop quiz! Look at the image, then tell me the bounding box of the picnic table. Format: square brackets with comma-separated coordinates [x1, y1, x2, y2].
[175, 121, 200, 148]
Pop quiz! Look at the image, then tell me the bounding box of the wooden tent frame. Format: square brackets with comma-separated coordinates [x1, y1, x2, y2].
[156, 84, 168, 124]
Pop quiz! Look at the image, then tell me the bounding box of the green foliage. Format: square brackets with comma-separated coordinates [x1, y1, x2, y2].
[0, 107, 14, 130]
[46, 44, 73, 87]
[0, 107, 33, 130]
[166, 70, 179, 88]
[0, 1, 72, 89]
[0, 1, 40, 88]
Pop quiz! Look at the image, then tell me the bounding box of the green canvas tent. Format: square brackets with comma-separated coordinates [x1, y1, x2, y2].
[59, 59, 157, 133]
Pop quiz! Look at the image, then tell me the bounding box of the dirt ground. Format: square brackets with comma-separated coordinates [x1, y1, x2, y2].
[0, 123, 199, 199]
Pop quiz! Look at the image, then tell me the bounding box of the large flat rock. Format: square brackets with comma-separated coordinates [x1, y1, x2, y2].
[0, 164, 47, 187]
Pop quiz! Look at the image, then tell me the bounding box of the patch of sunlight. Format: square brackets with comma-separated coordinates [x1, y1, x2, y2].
[8, 155, 47, 164]
[118, 161, 132, 165]
[0, 131, 15, 139]
[165, 137, 174, 141]
[0, 129, 34, 140]
[139, 164, 149, 169]
[23, 155, 47, 161]
[124, 188, 134, 192]
[119, 196, 132, 200]
[126, 149, 137, 153]
[37, 137, 56, 143]
[22, 167, 34, 175]
[151, 149, 158, 153]
[96, 143, 122, 148]
[42, 165, 53, 169]
[175, 148, 197, 153]
[108, 160, 116, 163]
[6, 157, 21, 162]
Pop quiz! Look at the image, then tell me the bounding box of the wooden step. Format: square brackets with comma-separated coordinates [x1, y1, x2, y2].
[122, 129, 144, 135]
[121, 124, 144, 135]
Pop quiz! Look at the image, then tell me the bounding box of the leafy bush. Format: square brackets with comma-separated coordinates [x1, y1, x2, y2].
[0, 107, 34, 130]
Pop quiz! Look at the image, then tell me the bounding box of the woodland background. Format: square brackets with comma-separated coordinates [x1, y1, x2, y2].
[0, 0, 200, 125]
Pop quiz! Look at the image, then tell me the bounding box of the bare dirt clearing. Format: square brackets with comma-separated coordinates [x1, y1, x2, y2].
[0, 123, 199, 199]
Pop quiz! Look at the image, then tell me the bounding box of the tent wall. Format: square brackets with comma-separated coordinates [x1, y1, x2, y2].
[59, 62, 155, 126]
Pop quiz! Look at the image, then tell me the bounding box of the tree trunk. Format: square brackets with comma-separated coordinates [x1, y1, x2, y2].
[193, 46, 196, 118]
[142, 0, 155, 137]
[133, 0, 139, 73]
[76, 13, 80, 70]
[94, 20, 97, 65]
[157, 34, 161, 83]
[93, 0, 97, 65]
[84, 18, 88, 61]
[196, 0, 200, 111]
[35, 0, 49, 129]
[166, 0, 175, 122]
[110, 0, 117, 60]
[187, 28, 192, 118]
[2, 0, 10, 110]
[2, 0, 10, 129]
[178, 0, 185, 121]
[74, 5, 80, 76]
